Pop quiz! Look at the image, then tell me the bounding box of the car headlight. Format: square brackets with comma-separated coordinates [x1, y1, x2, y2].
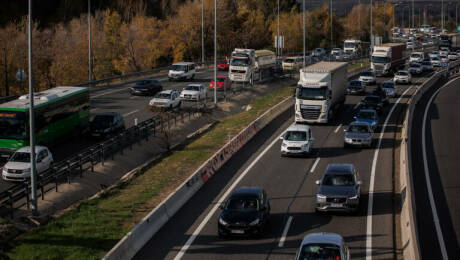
[316, 194, 326, 202]
[345, 137, 352, 143]
[281, 142, 287, 148]
[348, 195, 359, 200]
[249, 218, 260, 226]
[219, 217, 228, 226]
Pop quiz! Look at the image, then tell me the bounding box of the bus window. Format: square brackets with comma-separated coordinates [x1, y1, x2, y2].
[0, 111, 27, 140]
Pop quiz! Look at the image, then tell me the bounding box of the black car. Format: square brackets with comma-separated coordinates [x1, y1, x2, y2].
[218, 187, 270, 238]
[359, 95, 384, 113]
[347, 80, 365, 95]
[89, 113, 125, 138]
[130, 79, 163, 96]
[372, 86, 389, 105]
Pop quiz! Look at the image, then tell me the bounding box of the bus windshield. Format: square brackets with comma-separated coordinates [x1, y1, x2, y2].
[0, 111, 27, 140]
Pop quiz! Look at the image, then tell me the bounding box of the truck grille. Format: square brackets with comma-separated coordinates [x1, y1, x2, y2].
[300, 106, 321, 120]
[373, 64, 384, 73]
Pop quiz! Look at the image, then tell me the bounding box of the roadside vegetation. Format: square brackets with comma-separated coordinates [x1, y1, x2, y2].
[0, 0, 404, 96]
[5, 85, 295, 260]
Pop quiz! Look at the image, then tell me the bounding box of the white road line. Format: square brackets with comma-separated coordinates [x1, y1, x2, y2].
[334, 124, 342, 133]
[310, 157, 320, 173]
[129, 96, 138, 99]
[92, 88, 127, 98]
[353, 103, 360, 110]
[90, 108, 99, 113]
[174, 125, 288, 260]
[365, 86, 413, 260]
[278, 216, 293, 247]
[420, 79, 456, 260]
[122, 109, 139, 117]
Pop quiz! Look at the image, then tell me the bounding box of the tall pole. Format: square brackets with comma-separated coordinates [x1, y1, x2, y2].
[202, 0, 204, 64]
[330, 0, 333, 52]
[358, 0, 361, 39]
[88, 0, 92, 83]
[213, 0, 217, 105]
[393, 4, 396, 28]
[370, 0, 373, 49]
[28, 0, 37, 215]
[303, 0, 306, 67]
[442, 0, 444, 32]
[277, 0, 280, 57]
[412, 0, 414, 28]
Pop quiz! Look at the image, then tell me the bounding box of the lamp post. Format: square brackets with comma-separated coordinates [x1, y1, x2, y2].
[277, 0, 280, 57]
[403, 6, 410, 28]
[358, 0, 361, 39]
[442, 0, 444, 32]
[303, 0, 306, 67]
[202, 0, 204, 64]
[330, 0, 333, 51]
[412, 0, 415, 28]
[88, 0, 92, 84]
[393, 3, 398, 28]
[370, 0, 373, 49]
[213, 0, 216, 105]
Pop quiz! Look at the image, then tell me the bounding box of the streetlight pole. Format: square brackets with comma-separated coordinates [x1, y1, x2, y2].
[412, 0, 414, 28]
[88, 0, 92, 83]
[28, 0, 38, 216]
[277, 0, 280, 57]
[330, 0, 333, 52]
[214, 0, 217, 105]
[358, 0, 361, 39]
[442, 0, 444, 32]
[303, 0, 306, 67]
[202, 0, 204, 64]
[370, 0, 373, 49]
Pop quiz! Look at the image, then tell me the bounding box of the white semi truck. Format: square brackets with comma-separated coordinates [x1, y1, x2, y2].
[295, 62, 347, 124]
[371, 42, 406, 76]
[343, 39, 361, 56]
[229, 48, 275, 85]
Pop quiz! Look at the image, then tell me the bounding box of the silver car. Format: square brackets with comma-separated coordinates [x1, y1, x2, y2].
[295, 233, 351, 260]
[315, 164, 361, 212]
[358, 71, 376, 85]
[344, 121, 374, 148]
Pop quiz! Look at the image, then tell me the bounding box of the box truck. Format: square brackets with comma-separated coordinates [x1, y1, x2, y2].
[371, 42, 407, 76]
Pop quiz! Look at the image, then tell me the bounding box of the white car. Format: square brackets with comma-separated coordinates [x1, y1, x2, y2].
[381, 81, 396, 97]
[331, 48, 344, 60]
[394, 70, 412, 84]
[430, 56, 441, 67]
[421, 61, 433, 71]
[440, 55, 449, 64]
[409, 52, 425, 63]
[428, 51, 439, 59]
[439, 48, 449, 56]
[149, 90, 181, 109]
[180, 84, 207, 101]
[168, 62, 196, 81]
[280, 124, 314, 156]
[359, 71, 376, 85]
[313, 48, 326, 57]
[2, 146, 53, 181]
[447, 52, 459, 61]
[408, 62, 423, 75]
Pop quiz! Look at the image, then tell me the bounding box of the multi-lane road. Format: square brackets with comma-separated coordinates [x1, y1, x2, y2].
[135, 72, 435, 259]
[410, 76, 460, 259]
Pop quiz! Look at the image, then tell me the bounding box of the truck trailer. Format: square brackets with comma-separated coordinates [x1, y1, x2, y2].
[371, 42, 407, 76]
[295, 62, 348, 124]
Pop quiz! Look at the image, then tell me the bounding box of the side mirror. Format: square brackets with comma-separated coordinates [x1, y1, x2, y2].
[315, 180, 321, 185]
[357, 180, 362, 185]
[279, 135, 284, 140]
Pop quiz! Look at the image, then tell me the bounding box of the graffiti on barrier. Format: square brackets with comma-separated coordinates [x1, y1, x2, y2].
[200, 123, 258, 183]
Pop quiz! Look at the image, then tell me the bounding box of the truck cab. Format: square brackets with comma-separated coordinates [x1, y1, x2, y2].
[228, 49, 255, 84]
[371, 43, 406, 76]
[343, 39, 361, 57]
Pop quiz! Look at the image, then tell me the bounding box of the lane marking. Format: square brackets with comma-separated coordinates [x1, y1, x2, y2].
[90, 108, 99, 113]
[123, 109, 139, 117]
[310, 157, 320, 173]
[334, 124, 342, 133]
[129, 96, 138, 99]
[353, 103, 360, 110]
[419, 78, 459, 260]
[278, 216, 293, 247]
[365, 86, 413, 260]
[92, 88, 127, 98]
[174, 124, 289, 260]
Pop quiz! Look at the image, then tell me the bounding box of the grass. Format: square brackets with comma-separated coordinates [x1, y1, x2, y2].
[348, 61, 371, 71]
[6, 85, 295, 260]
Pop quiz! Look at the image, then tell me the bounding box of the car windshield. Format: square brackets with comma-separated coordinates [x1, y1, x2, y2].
[0, 111, 27, 140]
[171, 65, 187, 71]
[225, 196, 259, 211]
[360, 72, 374, 77]
[185, 85, 200, 91]
[410, 63, 421, 68]
[155, 93, 171, 99]
[220, 60, 228, 64]
[230, 58, 249, 66]
[344, 42, 356, 48]
[298, 243, 341, 260]
[348, 124, 369, 133]
[372, 56, 390, 63]
[284, 131, 307, 141]
[216, 77, 225, 82]
[411, 54, 421, 58]
[357, 111, 376, 119]
[323, 173, 355, 186]
[284, 59, 295, 63]
[396, 71, 408, 76]
[10, 152, 30, 163]
[92, 115, 114, 129]
[382, 83, 394, 89]
[349, 81, 362, 87]
[431, 57, 440, 60]
[297, 86, 328, 100]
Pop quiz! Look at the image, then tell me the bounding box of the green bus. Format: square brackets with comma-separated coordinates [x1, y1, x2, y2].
[0, 86, 90, 160]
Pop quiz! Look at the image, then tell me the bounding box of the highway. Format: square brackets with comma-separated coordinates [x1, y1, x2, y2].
[410, 76, 460, 259]
[0, 68, 229, 191]
[134, 72, 434, 259]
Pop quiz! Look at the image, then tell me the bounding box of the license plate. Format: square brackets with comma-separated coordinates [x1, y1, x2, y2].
[230, 229, 244, 234]
[330, 203, 342, 208]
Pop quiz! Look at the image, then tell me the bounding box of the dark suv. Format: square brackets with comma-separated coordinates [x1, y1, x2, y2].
[218, 187, 270, 238]
[89, 113, 125, 138]
[130, 79, 163, 96]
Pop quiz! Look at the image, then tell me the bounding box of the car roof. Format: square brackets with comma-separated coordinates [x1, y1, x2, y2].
[359, 108, 377, 113]
[301, 232, 344, 247]
[16, 146, 48, 153]
[397, 70, 409, 73]
[231, 186, 263, 197]
[187, 84, 203, 87]
[325, 164, 355, 174]
[157, 89, 175, 94]
[382, 81, 394, 84]
[216, 76, 227, 79]
[349, 121, 371, 127]
[286, 124, 311, 132]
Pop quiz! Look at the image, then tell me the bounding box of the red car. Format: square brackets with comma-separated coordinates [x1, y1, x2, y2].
[217, 59, 229, 71]
[209, 76, 232, 90]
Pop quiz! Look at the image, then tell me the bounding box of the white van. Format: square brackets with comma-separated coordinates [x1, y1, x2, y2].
[168, 62, 196, 81]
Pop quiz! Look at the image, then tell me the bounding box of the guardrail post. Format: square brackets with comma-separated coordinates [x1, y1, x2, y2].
[174, 114, 177, 126]
[189, 111, 191, 120]
[67, 160, 71, 184]
[118, 134, 124, 155]
[55, 175, 58, 192]
[90, 148, 95, 172]
[129, 130, 133, 150]
[40, 181, 44, 200]
[24, 181, 30, 210]
[110, 139, 115, 160]
[8, 190, 13, 218]
[153, 120, 156, 137]
[167, 114, 170, 130]
[100, 144, 105, 166]
[78, 154, 83, 178]
[182, 112, 184, 123]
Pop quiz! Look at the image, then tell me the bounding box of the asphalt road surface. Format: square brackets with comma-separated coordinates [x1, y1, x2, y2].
[409, 76, 460, 259]
[135, 72, 435, 260]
